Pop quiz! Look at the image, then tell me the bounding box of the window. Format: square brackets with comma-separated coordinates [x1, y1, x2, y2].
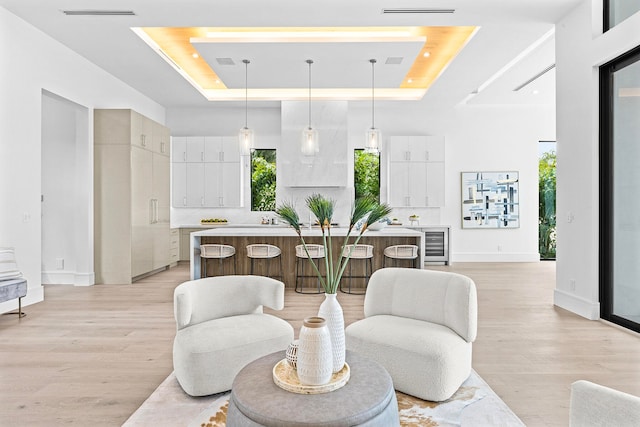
[539, 141, 556, 260]
[354, 149, 380, 202]
[251, 149, 276, 211]
[604, 0, 640, 31]
[600, 45, 640, 333]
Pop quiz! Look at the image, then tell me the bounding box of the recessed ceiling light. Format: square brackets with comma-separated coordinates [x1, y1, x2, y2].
[192, 53, 199, 59]
[423, 52, 431, 58]
[532, 90, 540, 95]
[408, 79, 413, 83]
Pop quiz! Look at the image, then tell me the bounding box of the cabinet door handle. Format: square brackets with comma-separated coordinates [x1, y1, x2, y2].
[183, 196, 187, 206]
[219, 197, 223, 206]
[141, 135, 146, 147]
[201, 197, 205, 206]
[149, 199, 154, 224]
[425, 196, 429, 206]
[426, 151, 429, 161]
[155, 199, 159, 223]
[183, 152, 186, 162]
[219, 152, 224, 162]
[161, 142, 166, 154]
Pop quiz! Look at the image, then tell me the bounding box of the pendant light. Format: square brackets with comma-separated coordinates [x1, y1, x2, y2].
[365, 58, 381, 154]
[301, 59, 319, 156]
[238, 59, 253, 156]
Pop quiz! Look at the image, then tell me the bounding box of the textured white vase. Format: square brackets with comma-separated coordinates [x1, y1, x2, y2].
[297, 317, 333, 386]
[318, 293, 346, 373]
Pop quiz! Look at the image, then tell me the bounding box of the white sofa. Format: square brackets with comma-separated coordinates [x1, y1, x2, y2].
[345, 267, 477, 401]
[570, 380, 640, 426]
[173, 275, 294, 396]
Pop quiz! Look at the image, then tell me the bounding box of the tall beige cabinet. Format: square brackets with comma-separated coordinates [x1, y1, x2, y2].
[94, 109, 171, 284]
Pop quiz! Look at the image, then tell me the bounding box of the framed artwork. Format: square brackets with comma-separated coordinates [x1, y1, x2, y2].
[461, 171, 519, 229]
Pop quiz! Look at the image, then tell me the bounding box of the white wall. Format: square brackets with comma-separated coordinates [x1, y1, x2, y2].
[555, 0, 640, 319]
[167, 100, 554, 263]
[0, 7, 166, 312]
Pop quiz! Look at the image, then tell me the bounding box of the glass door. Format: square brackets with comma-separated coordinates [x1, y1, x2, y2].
[600, 46, 640, 332]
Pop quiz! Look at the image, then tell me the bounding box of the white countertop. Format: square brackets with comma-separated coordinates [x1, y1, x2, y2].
[191, 226, 423, 238]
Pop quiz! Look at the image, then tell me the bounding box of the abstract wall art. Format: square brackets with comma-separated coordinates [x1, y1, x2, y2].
[461, 171, 519, 229]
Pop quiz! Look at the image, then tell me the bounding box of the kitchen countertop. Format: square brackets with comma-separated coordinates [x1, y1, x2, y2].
[191, 226, 423, 237]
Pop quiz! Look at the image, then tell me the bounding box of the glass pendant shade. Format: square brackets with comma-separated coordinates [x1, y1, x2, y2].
[239, 127, 253, 156]
[366, 58, 380, 154]
[302, 59, 318, 156]
[301, 127, 319, 156]
[365, 128, 381, 154]
[239, 59, 252, 156]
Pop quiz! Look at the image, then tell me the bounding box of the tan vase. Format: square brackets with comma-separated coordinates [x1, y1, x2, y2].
[297, 316, 333, 386]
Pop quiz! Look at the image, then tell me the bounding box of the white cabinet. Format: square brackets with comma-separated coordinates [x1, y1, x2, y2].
[171, 135, 243, 208]
[389, 136, 445, 162]
[172, 137, 187, 163]
[94, 109, 171, 284]
[204, 162, 242, 207]
[388, 135, 445, 207]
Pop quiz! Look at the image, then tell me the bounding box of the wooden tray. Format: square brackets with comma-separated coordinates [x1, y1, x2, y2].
[272, 359, 350, 394]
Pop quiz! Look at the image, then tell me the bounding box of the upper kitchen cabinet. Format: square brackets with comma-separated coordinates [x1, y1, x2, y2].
[171, 135, 243, 208]
[280, 101, 348, 187]
[389, 136, 445, 162]
[94, 109, 171, 284]
[387, 135, 445, 207]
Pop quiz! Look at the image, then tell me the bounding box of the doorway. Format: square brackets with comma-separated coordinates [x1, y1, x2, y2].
[41, 90, 93, 285]
[539, 141, 556, 260]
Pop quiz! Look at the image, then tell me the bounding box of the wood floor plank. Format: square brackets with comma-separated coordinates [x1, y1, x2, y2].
[1, 261, 639, 426]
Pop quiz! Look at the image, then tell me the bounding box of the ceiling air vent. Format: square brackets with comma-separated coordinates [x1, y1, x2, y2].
[216, 58, 236, 66]
[385, 57, 403, 65]
[382, 8, 455, 14]
[62, 10, 136, 16]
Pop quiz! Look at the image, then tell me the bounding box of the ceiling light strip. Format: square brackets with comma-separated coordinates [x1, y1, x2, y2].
[513, 64, 556, 92]
[62, 10, 135, 16]
[381, 8, 455, 14]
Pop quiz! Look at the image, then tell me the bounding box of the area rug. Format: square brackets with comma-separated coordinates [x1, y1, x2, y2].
[123, 370, 524, 427]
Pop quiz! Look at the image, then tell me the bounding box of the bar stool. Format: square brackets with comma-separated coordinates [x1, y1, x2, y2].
[295, 244, 325, 294]
[246, 244, 283, 281]
[383, 245, 419, 269]
[339, 244, 374, 294]
[200, 244, 236, 277]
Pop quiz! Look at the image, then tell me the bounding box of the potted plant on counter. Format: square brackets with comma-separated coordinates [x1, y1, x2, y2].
[276, 194, 392, 372]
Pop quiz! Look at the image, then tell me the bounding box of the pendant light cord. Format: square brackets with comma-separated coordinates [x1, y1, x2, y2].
[370, 58, 376, 130]
[243, 59, 249, 129]
[307, 59, 313, 130]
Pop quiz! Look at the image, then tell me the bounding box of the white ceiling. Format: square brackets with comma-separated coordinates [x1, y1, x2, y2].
[0, 0, 583, 108]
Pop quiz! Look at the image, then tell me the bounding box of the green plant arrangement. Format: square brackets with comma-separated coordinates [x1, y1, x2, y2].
[276, 194, 392, 294]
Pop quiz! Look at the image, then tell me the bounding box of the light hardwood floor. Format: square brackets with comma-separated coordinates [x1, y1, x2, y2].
[1, 262, 639, 426]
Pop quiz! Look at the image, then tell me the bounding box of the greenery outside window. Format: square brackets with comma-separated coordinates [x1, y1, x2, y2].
[354, 149, 380, 202]
[251, 149, 276, 211]
[538, 143, 556, 260]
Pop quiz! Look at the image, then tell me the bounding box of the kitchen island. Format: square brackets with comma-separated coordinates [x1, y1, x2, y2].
[189, 226, 424, 288]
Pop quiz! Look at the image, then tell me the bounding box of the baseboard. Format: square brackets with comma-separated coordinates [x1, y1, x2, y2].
[42, 271, 95, 286]
[452, 252, 540, 262]
[554, 288, 600, 320]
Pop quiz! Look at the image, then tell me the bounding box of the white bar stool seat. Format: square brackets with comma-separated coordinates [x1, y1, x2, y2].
[200, 244, 236, 277]
[383, 244, 419, 269]
[246, 244, 283, 280]
[340, 244, 374, 294]
[295, 244, 325, 294]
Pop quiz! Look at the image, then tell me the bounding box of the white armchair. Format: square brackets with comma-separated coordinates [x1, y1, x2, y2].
[173, 275, 294, 396]
[570, 380, 640, 426]
[345, 267, 477, 401]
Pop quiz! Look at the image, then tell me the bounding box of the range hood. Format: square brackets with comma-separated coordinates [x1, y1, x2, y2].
[281, 101, 348, 188]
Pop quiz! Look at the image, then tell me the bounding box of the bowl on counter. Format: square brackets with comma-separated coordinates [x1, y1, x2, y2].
[368, 220, 388, 231]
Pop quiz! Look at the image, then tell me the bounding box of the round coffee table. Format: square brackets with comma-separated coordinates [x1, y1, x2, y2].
[227, 350, 399, 426]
